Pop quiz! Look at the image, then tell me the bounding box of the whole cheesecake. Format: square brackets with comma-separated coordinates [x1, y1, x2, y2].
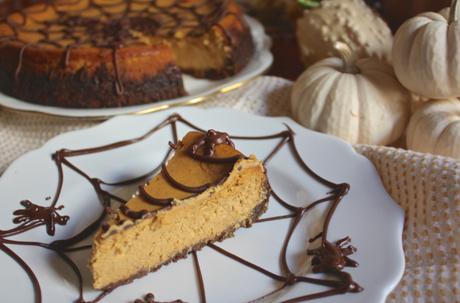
[90, 130, 269, 289]
[0, 0, 254, 108]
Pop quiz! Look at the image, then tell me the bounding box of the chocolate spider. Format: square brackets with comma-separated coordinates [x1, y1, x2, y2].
[13, 200, 69, 236]
[307, 236, 358, 274]
[190, 129, 234, 157]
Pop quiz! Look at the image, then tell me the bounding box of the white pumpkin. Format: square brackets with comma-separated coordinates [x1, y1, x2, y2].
[291, 43, 410, 145]
[409, 92, 431, 114]
[392, 0, 460, 99]
[296, 0, 393, 66]
[406, 99, 460, 159]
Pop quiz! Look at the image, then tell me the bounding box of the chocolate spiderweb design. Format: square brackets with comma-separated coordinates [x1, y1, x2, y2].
[0, 0, 233, 96]
[0, 114, 363, 303]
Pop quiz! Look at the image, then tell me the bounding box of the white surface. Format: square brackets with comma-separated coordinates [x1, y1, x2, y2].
[0, 108, 405, 303]
[0, 16, 273, 118]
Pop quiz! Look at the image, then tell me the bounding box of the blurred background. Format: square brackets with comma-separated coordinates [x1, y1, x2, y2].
[0, 0, 453, 80]
[237, 0, 452, 79]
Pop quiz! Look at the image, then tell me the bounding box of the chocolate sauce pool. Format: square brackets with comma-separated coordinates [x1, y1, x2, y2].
[0, 114, 362, 302]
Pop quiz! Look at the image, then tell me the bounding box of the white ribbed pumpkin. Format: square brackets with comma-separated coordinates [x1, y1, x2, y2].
[291, 43, 410, 145]
[392, 0, 460, 99]
[407, 99, 460, 159]
[296, 0, 393, 66]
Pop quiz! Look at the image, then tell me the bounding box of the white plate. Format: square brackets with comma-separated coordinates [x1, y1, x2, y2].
[0, 16, 272, 119]
[0, 108, 405, 303]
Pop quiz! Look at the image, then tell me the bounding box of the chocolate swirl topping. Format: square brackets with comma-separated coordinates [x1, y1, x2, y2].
[0, 0, 233, 95]
[0, 113, 363, 303]
[132, 129, 242, 210]
[190, 129, 234, 157]
[138, 185, 173, 207]
[120, 205, 148, 220]
[160, 163, 213, 194]
[187, 129, 242, 164]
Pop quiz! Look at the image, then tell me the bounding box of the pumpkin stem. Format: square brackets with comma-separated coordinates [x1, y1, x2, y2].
[450, 0, 459, 24]
[334, 42, 360, 74]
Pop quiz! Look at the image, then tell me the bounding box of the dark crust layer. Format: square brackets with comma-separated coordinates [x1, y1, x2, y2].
[98, 183, 270, 290]
[0, 62, 186, 108]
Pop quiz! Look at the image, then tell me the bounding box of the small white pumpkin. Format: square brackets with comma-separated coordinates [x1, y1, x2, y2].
[392, 0, 460, 99]
[291, 43, 410, 145]
[406, 99, 460, 159]
[296, 0, 393, 66]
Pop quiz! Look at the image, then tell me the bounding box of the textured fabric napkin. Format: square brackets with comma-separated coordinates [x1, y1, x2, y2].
[0, 76, 458, 302]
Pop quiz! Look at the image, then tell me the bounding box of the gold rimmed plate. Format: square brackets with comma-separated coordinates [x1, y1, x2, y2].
[0, 108, 405, 302]
[0, 16, 272, 120]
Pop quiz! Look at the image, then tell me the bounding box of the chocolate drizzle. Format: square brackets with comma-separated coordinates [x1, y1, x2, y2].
[138, 185, 173, 207]
[133, 128, 242, 212]
[308, 237, 359, 273]
[192, 251, 207, 303]
[12, 200, 69, 236]
[187, 130, 242, 164]
[0, 0, 231, 96]
[0, 113, 363, 302]
[133, 293, 185, 303]
[190, 129, 234, 157]
[120, 205, 148, 220]
[160, 163, 212, 194]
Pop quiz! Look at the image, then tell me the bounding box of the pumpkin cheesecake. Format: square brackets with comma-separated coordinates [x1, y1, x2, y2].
[0, 0, 254, 108]
[89, 130, 269, 290]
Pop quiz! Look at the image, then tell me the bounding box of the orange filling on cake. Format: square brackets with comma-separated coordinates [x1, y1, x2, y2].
[90, 130, 269, 289]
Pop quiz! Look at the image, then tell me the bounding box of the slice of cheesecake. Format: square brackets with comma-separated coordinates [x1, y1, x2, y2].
[90, 130, 269, 290]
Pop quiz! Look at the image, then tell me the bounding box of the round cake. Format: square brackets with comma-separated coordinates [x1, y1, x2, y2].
[0, 0, 254, 108]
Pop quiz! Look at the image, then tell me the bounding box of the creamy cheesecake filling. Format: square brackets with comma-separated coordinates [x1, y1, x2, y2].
[91, 157, 268, 289]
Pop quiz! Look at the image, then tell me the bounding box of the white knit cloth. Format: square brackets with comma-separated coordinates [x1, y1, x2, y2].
[0, 76, 459, 302]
